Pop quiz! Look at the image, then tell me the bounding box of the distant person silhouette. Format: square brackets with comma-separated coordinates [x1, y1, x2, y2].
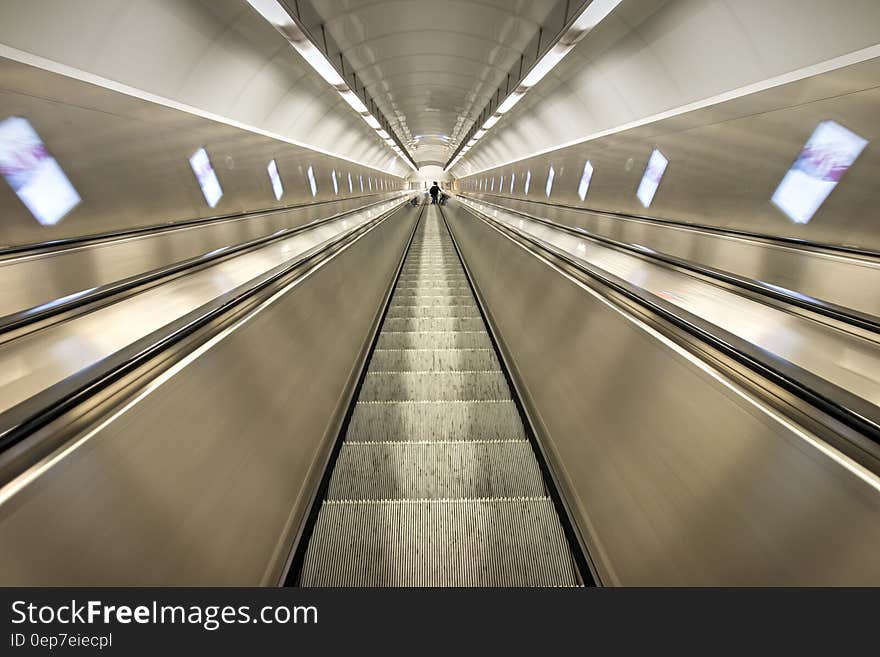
[429, 181, 441, 204]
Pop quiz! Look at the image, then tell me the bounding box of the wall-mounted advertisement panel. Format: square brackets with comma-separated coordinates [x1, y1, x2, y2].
[578, 161, 594, 202]
[307, 165, 318, 197]
[771, 120, 868, 224]
[189, 147, 223, 208]
[545, 165, 555, 197]
[636, 149, 668, 208]
[267, 159, 283, 200]
[0, 116, 81, 225]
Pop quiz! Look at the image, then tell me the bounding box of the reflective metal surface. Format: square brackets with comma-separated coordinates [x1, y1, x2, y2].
[0, 196, 407, 416]
[0, 203, 418, 585]
[445, 199, 880, 585]
[455, 53, 880, 251]
[457, 196, 880, 409]
[460, 194, 880, 320]
[0, 54, 405, 249]
[0, 192, 405, 321]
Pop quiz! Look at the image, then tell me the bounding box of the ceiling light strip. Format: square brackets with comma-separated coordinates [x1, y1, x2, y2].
[445, 0, 622, 171]
[246, 0, 417, 171]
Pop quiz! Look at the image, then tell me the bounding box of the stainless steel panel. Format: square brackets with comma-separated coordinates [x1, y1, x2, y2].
[460, 194, 880, 319]
[0, 56, 405, 249]
[0, 206, 418, 585]
[455, 55, 880, 252]
[455, 197, 880, 410]
[0, 198, 408, 416]
[445, 202, 880, 585]
[0, 193, 406, 320]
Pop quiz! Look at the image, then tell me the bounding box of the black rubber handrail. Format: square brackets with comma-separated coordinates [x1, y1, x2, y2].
[460, 194, 880, 334]
[0, 202, 411, 456]
[463, 191, 880, 260]
[0, 195, 412, 335]
[0, 191, 405, 258]
[457, 200, 880, 445]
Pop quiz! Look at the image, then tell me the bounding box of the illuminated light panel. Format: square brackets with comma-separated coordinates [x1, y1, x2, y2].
[267, 158, 283, 200]
[359, 175, 364, 192]
[348, 172, 353, 193]
[307, 164, 318, 197]
[339, 90, 368, 114]
[510, 172, 516, 193]
[524, 170, 532, 195]
[332, 169, 339, 195]
[545, 165, 555, 197]
[189, 147, 223, 208]
[245, 0, 412, 171]
[578, 160, 593, 201]
[636, 149, 668, 208]
[0, 116, 80, 225]
[772, 120, 868, 224]
[482, 115, 500, 131]
[448, 0, 620, 172]
[497, 91, 525, 115]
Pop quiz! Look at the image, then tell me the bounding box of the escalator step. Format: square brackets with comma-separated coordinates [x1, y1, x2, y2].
[377, 330, 491, 349]
[369, 348, 500, 372]
[327, 440, 544, 500]
[347, 400, 526, 442]
[358, 370, 510, 401]
[381, 316, 485, 332]
[385, 304, 481, 318]
[301, 498, 578, 587]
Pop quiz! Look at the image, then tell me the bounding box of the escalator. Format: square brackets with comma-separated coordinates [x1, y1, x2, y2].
[299, 205, 579, 586]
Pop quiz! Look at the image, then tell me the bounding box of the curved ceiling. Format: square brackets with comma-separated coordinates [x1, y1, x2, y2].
[308, 0, 559, 166]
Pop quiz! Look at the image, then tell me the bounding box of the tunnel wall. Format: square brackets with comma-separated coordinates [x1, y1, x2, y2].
[0, 53, 405, 249]
[452, 0, 880, 251]
[0, 0, 405, 176]
[454, 53, 880, 251]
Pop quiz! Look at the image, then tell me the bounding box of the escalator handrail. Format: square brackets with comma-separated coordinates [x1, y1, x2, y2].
[0, 194, 409, 335]
[0, 201, 411, 457]
[463, 191, 880, 260]
[459, 194, 880, 334]
[457, 200, 880, 446]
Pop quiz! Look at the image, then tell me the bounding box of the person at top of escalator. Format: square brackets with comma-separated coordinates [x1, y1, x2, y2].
[429, 181, 441, 204]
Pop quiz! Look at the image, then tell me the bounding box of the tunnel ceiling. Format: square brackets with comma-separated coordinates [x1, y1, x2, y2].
[306, 0, 559, 167]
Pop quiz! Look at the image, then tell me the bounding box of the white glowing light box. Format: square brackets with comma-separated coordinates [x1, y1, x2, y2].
[307, 165, 318, 197]
[189, 147, 223, 208]
[636, 149, 668, 208]
[0, 116, 81, 225]
[578, 161, 593, 201]
[772, 120, 868, 224]
[267, 159, 283, 200]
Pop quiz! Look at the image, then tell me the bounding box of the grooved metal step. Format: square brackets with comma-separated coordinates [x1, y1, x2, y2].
[358, 370, 510, 401]
[301, 498, 577, 587]
[346, 400, 527, 442]
[381, 316, 486, 332]
[385, 304, 481, 318]
[377, 330, 491, 349]
[368, 348, 500, 372]
[389, 295, 476, 307]
[327, 441, 545, 500]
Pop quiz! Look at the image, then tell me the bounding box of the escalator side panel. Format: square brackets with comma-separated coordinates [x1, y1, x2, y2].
[0, 207, 418, 585]
[444, 201, 880, 586]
